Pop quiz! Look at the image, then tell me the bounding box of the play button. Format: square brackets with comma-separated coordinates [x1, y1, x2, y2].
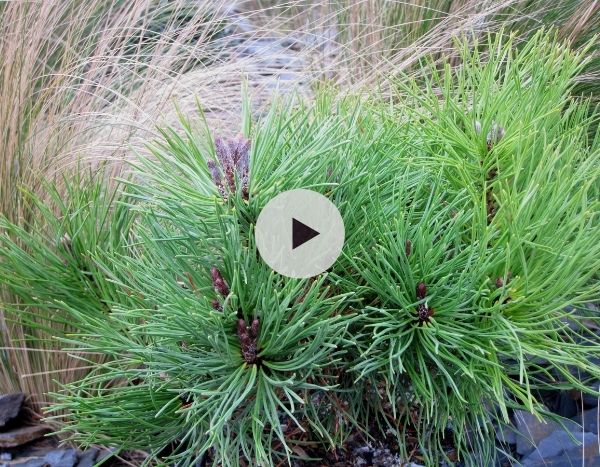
[292, 218, 320, 249]
[255, 189, 345, 278]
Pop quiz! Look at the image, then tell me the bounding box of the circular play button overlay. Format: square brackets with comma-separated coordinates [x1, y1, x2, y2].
[255, 189, 345, 278]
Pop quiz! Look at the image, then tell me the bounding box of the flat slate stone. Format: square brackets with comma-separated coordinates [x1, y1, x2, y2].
[76, 448, 99, 467]
[8, 448, 78, 467]
[43, 448, 77, 467]
[583, 394, 600, 407]
[0, 426, 51, 448]
[95, 447, 116, 465]
[495, 421, 517, 445]
[522, 431, 600, 466]
[0, 394, 25, 428]
[521, 430, 597, 464]
[10, 458, 49, 467]
[514, 410, 581, 456]
[522, 453, 600, 467]
[574, 407, 599, 434]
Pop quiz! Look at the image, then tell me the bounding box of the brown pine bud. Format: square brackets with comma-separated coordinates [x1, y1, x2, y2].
[207, 160, 224, 193]
[416, 282, 427, 300]
[212, 136, 251, 200]
[495, 272, 512, 289]
[237, 318, 247, 336]
[211, 267, 230, 297]
[236, 316, 259, 364]
[239, 333, 251, 347]
[405, 240, 412, 257]
[250, 318, 259, 338]
[224, 166, 236, 193]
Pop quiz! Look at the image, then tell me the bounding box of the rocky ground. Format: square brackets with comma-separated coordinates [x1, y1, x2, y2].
[2, 388, 598, 466]
[0, 394, 126, 467]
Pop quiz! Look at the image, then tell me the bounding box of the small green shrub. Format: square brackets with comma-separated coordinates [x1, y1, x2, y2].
[1, 31, 599, 466]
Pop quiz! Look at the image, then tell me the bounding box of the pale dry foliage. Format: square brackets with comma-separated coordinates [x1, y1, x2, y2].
[0, 0, 598, 412]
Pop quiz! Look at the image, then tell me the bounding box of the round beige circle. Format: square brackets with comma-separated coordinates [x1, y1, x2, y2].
[255, 189, 345, 278]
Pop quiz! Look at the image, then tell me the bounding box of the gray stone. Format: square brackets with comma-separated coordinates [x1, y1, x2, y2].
[514, 410, 582, 456]
[495, 420, 517, 445]
[0, 393, 25, 428]
[43, 448, 77, 467]
[522, 453, 600, 466]
[281, 37, 304, 51]
[522, 430, 600, 466]
[11, 459, 48, 467]
[574, 407, 599, 434]
[583, 387, 600, 407]
[95, 448, 116, 464]
[521, 430, 598, 464]
[0, 425, 51, 448]
[76, 448, 99, 467]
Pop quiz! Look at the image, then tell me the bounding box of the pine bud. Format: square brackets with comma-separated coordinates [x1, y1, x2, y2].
[237, 317, 259, 364]
[207, 160, 224, 194]
[405, 240, 412, 257]
[487, 123, 505, 145]
[250, 318, 259, 338]
[416, 282, 427, 300]
[237, 318, 247, 336]
[239, 332, 251, 347]
[212, 136, 251, 200]
[211, 267, 230, 297]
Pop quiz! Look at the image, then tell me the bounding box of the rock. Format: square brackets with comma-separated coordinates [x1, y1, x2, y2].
[76, 448, 99, 467]
[0, 394, 25, 428]
[95, 448, 116, 465]
[522, 452, 600, 466]
[239, 38, 282, 57]
[574, 407, 599, 434]
[583, 385, 600, 407]
[10, 448, 78, 467]
[521, 430, 599, 466]
[12, 435, 59, 459]
[0, 453, 11, 461]
[281, 37, 304, 51]
[43, 448, 77, 467]
[495, 421, 517, 445]
[10, 459, 49, 467]
[0, 425, 51, 448]
[513, 410, 581, 456]
[306, 26, 338, 52]
[494, 450, 516, 467]
[536, 388, 578, 417]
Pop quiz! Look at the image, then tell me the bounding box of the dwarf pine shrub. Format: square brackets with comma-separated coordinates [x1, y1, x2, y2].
[1, 32, 599, 466]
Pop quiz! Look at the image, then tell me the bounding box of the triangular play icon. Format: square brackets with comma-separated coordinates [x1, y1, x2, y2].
[292, 218, 320, 249]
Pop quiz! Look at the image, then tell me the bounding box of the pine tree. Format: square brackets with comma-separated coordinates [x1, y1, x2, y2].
[1, 31, 599, 466]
